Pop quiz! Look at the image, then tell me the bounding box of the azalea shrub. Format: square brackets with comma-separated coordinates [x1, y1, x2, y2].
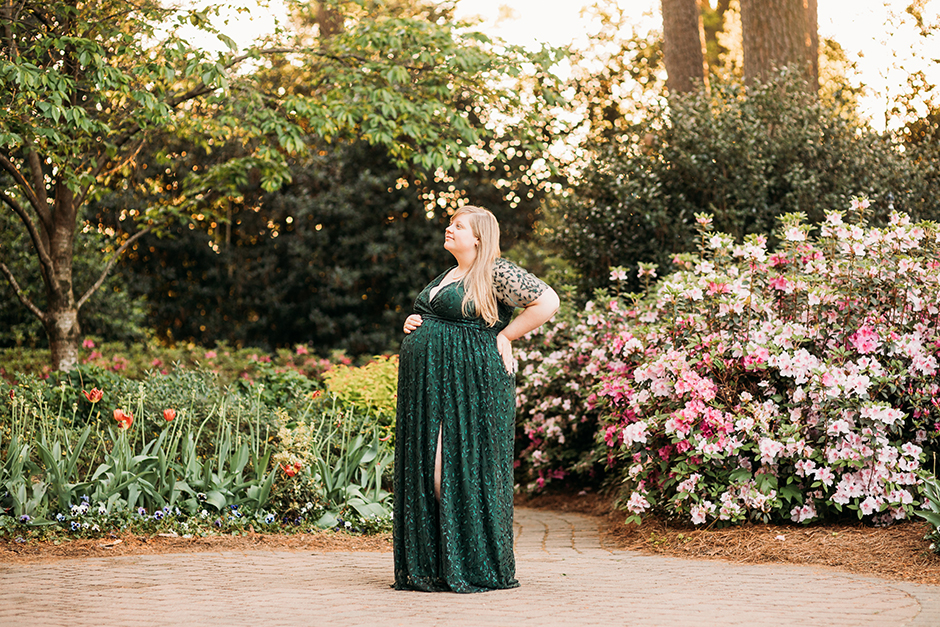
[513, 287, 633, 493]
[593, 201, 939, 526]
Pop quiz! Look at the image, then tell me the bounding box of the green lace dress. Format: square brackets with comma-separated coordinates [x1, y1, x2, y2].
[393, 257, 549, 593]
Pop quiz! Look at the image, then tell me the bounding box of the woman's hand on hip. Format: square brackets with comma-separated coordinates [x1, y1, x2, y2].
[496, 333, 516, 375]
[403, 314, 423, 334]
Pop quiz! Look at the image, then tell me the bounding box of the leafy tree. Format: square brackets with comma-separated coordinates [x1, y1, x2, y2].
[552, 71, 940, 297]
[101, 124, 555, 355]
[0, 0, 563, 370]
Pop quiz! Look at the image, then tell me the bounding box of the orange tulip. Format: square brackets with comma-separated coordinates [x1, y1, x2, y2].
[163, 408, 176, 422]
[113, 409, 134, 430]
[282, 462, 302, 477]
[83, 388, 103, 403]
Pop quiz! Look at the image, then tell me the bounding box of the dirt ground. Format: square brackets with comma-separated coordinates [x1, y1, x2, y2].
[4, 493, 940, 586]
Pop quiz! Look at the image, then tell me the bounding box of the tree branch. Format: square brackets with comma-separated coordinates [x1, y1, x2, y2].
[0, 189, 57, 287]
[26, 149, 52, 229]
[0, 154, 50, 232]
[81, 45, 420, 207]
[0, 260, 46, 323]
[76, 226, 152, 310]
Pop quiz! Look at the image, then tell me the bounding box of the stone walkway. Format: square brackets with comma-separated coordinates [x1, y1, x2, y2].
[2, 507, 939, 626]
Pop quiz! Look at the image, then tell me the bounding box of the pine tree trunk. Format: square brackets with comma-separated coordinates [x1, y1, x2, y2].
[740, 0, 817, 88]
[662, 0, 709, 93]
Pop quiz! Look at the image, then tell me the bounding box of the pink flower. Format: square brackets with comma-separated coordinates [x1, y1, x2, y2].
[204, 351, 217, 359]
[849, 325, 881, 354]
[707, 281, 730, 295]
[626, 491, 650, 514]
[813, 466, 835, 487]
[784, 227, 806, 242]
[859, 496, 880, 516]
[758, 438, 784, 463]
[296, 345, 309, 355]
[850, 197, 870, 211]
[769, 276, 793, 292]
[82, 339, 95, 348]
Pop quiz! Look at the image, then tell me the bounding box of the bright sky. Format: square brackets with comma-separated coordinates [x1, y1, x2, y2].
[195, 0, 940, 131]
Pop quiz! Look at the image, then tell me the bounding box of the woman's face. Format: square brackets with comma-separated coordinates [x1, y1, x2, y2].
[444, 215, 478, 255]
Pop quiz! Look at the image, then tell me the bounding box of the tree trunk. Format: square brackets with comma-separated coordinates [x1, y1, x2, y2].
[701, 0, 731, 73]
[47, 184, 81, 372]
[805, 0, 818, 91]
[661, 0, 709, 93]
[46, 308, 81, 372]
[316, 2, 345, 39]
[740, 0, 817, 88]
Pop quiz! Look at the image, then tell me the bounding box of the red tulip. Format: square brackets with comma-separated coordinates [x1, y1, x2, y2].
[113, 409, 134, 430]
[282, 462, 302, 477]
[83, 388, 103, 403]
[8, 389, 13, 400]
[163, 408, 176, 422]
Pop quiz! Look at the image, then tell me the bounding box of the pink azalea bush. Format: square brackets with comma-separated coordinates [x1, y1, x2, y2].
[518, 200, 939, 528]
[514, 278, 651, 493]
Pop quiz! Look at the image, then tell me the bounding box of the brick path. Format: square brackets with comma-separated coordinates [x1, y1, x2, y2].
[2, 507, 939, 626]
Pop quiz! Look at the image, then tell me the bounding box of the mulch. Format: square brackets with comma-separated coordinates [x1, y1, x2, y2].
[4, 492, 940, 587]
[0, 530, 392, 565]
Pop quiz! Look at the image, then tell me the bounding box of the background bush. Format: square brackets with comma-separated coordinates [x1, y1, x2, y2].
[550, 71, 940, 299]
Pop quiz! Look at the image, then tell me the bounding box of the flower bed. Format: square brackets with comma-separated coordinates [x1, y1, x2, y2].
[520, 201, 940, 528]
[1, 361, 393, 539]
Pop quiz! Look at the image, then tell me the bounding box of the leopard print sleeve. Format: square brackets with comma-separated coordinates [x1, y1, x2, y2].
[492, 257, 549, 308]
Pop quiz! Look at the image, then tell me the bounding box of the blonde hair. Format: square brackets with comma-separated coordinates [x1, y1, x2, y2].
[452, 205, 501, 326]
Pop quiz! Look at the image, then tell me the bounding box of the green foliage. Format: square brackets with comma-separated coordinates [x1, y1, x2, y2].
[271, 396, 394, 527]
[0, 359, 393, 535]
[103, 142, 454, 354]
[323, 355, 398, 437]
[95, 129, 555, 355]
[553, 70, 940, 298]
[0, 0, 566, 369]
[916, 473, 940, 553]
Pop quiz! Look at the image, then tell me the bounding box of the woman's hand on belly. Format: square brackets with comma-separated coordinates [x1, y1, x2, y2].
[403, 314, 424, 334]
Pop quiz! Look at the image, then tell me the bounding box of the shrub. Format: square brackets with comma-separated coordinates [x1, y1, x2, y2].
[553, 70, 940, 299]
[513, 288, 620, 493]
[0, 340, 338, 387]
[593, 203, 937, 526]
[322, 355, 398, 440]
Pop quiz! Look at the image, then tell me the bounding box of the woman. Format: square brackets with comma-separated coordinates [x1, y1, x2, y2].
[393, 205, 559, 593]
